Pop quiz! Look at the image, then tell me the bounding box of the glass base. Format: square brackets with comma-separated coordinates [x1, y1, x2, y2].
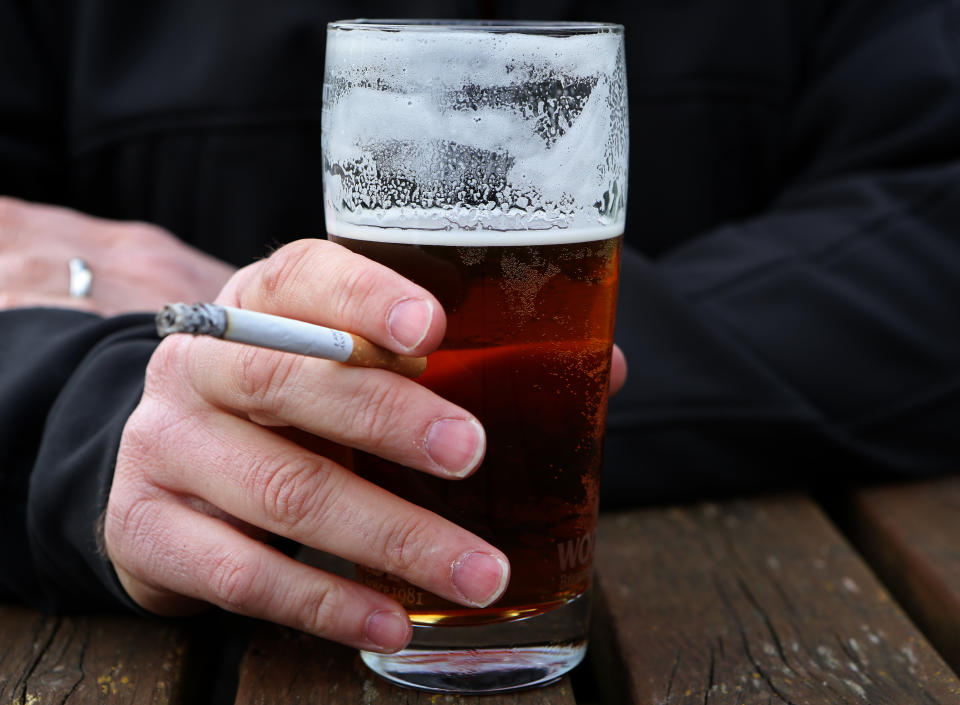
[360, 591, 590, 694]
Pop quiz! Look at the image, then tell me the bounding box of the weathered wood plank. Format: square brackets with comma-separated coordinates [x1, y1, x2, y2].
[0, 606, 197, 705]
[845, 476, 960, 675]
[0, 607, 59, 704]
[590, 494, 960, 704]
[234, 623, 577, 705]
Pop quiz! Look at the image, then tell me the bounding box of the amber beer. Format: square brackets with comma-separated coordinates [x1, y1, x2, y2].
[332, 233, 622, 625]
[322, 18, 626, 692]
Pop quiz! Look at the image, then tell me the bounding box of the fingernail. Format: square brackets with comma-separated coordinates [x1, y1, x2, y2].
[364, 610, 411, 652]
[425, 418, 485, 477]
[387, 298, 433, 351]
[451, 551, 510, 608]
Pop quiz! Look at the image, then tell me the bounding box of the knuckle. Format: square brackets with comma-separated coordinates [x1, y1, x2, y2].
[6, 252, 54, 285]
[142, 339, 209, 413]
[302, 580, 343, 637]
[118, 408, 158, 462]
[329, 259, 383, 323]
[250, 452, 343, 534]
[234, 345, 303, 418]
[376, 514, 434, 576]
[208, 550, 264, 612]
[219, 264, 257, 306]
[104, 492, 160, 566]
[105, 220, 171, 248]
[118, 386, 208, 487]
[120, 399, 183, 464]
[130, 221, 173, 243]
[345, 376, 408, 445]
[255, 239, 315, 306]
[145, 336, 193, 395]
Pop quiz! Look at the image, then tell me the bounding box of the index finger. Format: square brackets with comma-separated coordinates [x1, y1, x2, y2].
[218, 239, 444, 357]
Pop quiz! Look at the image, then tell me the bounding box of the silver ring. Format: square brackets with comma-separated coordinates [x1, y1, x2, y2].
[68, 258, 93, 298]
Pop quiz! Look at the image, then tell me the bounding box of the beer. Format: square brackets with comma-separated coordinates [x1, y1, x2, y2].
[322, 18, 627, 691]
[331, 231, 622, 626]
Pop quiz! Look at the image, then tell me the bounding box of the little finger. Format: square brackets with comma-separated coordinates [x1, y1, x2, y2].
[111, 496, 413, 652]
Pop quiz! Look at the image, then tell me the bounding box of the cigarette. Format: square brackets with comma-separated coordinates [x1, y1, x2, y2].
[155, 302, 427, 379]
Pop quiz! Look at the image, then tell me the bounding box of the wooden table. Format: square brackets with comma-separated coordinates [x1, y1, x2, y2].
[4, 478, 960, 704]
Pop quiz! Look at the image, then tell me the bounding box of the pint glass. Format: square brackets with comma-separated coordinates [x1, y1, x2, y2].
[321, 20, 627, 693]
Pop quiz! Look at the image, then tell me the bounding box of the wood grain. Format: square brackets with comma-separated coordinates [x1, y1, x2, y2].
[233, 622, 577, 705]
[0, 606, 196, 705]
[845, 476, 960, 674]
[590, 494, 960, 704]
[0, 607, 58, 704]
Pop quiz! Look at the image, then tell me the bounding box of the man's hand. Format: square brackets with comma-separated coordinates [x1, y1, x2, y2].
[104, 239, 512, 653]
[0, 196, 234, 314]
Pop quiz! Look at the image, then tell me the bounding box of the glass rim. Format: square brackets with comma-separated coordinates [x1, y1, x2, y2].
[327, 19, 624, 35]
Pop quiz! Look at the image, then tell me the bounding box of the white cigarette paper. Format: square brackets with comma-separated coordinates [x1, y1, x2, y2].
[156, 302, 426, 378]
[224, 306, 353, 362]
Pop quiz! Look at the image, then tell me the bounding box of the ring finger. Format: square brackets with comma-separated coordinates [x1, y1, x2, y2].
[150, 405, 510, 611]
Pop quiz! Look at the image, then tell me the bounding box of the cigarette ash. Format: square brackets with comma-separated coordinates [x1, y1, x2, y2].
[155, 302, 227, 339]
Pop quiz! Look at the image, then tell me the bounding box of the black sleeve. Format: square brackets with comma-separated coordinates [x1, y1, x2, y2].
[602, 0, 960, 505]
[0, 309, 158, 611]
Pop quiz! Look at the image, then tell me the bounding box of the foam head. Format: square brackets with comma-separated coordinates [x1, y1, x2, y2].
[322, 21, 628, 245]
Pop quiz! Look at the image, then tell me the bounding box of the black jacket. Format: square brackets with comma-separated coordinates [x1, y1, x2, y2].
[2, 0, 959, 611]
